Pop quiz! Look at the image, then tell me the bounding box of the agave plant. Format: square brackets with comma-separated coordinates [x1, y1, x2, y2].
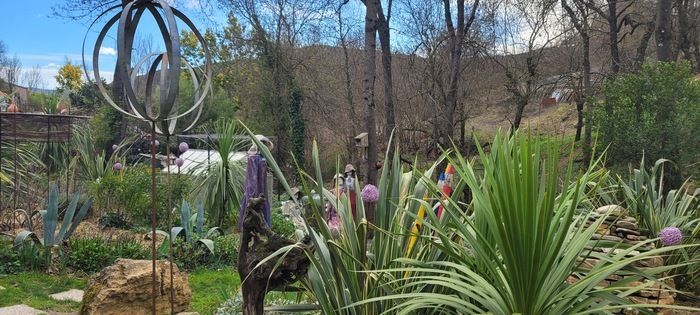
[14, 182, 92, 247]
[169, 199, 223, 254]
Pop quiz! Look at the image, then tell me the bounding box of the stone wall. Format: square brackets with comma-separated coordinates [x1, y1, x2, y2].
[572, 205, 675, 315]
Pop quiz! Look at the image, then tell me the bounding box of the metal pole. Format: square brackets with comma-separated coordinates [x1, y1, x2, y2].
[1, 114, 4, 214]
[166, 134, 174, 315]
[13, 115, 18, 210]
[150, 122, 157, 315]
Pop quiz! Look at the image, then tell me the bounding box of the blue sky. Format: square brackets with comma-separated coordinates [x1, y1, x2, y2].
[0, 0, 221, 90]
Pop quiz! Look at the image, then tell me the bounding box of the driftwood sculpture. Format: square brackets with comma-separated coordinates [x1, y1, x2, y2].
[237, 195, 312, 315]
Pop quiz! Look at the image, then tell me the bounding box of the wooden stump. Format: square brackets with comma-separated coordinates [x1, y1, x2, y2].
[237, 195, 312, 315]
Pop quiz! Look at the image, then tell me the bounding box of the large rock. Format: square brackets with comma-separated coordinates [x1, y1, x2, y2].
[80, 259, 191, 315]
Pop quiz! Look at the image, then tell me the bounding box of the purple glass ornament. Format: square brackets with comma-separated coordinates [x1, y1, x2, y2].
[113, 162, 123, 171]
[361, 184, 380, 203]
[175, 158, 184, 168]
[659, 227, 682, 246]
[178, 142, 189, 153]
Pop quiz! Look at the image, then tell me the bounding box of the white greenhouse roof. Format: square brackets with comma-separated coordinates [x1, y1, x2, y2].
[164, 149, 247, 176]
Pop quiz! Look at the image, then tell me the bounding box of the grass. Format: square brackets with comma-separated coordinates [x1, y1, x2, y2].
[0, 272, 87, 312]
[189, 267, 241, 314]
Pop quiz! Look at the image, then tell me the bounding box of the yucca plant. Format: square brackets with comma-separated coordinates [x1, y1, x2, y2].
[0, 140, 43, 205]
[169, 199, 223, 254]
[244, 124, 449, 314]
[615, 158, 700, 290]
[618, 158, 699, 237]
[190, 119, 247, 228]
[358, 131, 698, 314]
[70, 125, 129, 182]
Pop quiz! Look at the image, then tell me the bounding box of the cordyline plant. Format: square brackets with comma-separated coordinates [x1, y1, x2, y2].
[357, 131, 699, 314]
[247, 129, 699, 314]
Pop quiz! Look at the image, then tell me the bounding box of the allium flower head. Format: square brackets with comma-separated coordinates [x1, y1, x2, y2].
[113, 162, 123, 171]
[179, 142, 189, 153]
[361, 184, 380, 203]
[175, 158, 184, 168]
[659, 227, 682, 246]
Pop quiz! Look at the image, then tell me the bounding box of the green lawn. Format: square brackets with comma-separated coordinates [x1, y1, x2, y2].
[0, 268, 241, 314]
[188, 268, 241, 314]
[0, 272, 87, 312]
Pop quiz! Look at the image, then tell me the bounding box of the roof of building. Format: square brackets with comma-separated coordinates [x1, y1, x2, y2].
[163, 149, 247, 175]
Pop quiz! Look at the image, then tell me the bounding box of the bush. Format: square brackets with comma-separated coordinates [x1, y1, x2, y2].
[168, 234, 239, 271]
[89, 165, 190, 228]
[271, 208, 295, 237]
[99, 212, 132, 229]
[66, 237, 114, 273]
[596, 61, 700, 179]
[66, 236, 148, 273]
[0, 241, 21, 274]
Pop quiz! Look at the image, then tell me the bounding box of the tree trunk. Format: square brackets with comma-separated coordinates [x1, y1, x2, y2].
[634, 22, 655, 71]
[512, 97, 527, 130]
[238, 196, 312, 315]
[677, 0, 692, 61]
[377, 8, 395, 146]
[656, 0, 673, 61]
[582, 33, 593, 165]
[607, 0, 621, 73]
[363, 0, 379, 186]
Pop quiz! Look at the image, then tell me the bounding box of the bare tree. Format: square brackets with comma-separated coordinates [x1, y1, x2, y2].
[23, 65, 45, 91]
[363, 0, 380, 186]
[483, 0, 561, 130]
[655, 0, 673, 61]
[2, 54, 22, 94]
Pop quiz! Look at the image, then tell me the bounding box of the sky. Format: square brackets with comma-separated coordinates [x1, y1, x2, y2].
[0, 0, 221, 90]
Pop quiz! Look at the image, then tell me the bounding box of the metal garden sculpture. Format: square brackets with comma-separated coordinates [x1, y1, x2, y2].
[83, 1, 212, 314]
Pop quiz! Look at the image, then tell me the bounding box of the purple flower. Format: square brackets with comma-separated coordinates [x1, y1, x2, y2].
[111, 144, 118, 151]
[178, 142, 189, 153]
[113, 162, 123, 171]
[175, 158, 184, 168]
[361, 184, 379, 203]
[659, 227, 682, 246]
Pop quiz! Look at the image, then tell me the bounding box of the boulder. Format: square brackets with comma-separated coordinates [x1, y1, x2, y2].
[595, 205, 626, 217]
[80, 259, 191, 315]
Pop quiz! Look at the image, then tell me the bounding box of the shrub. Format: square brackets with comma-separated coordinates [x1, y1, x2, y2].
[212, 234, 239, 266]
[0, 241, 21, 274]
[88, 165, 190, 228]
[596, 61, 700, 179]
[271, 208, 295, 237]
[66, 236, 148, 273]
[66, 237, 113, 273]
[98, 212, 132, 229]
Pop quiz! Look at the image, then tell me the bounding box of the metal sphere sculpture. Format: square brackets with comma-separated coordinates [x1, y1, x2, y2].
[83, 0, 212, 134]
[83, 2, 212, 314]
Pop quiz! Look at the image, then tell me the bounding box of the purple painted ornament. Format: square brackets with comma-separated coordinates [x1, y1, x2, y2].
[178, 142, 189, 153]
[659, 227, 682, 246]
[113, 162, 123, 171]
[361, 184, 379, 203]
[175, 158, 184, 168]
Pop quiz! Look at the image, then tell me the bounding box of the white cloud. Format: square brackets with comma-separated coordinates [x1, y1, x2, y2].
[99, 46, 117, 56]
